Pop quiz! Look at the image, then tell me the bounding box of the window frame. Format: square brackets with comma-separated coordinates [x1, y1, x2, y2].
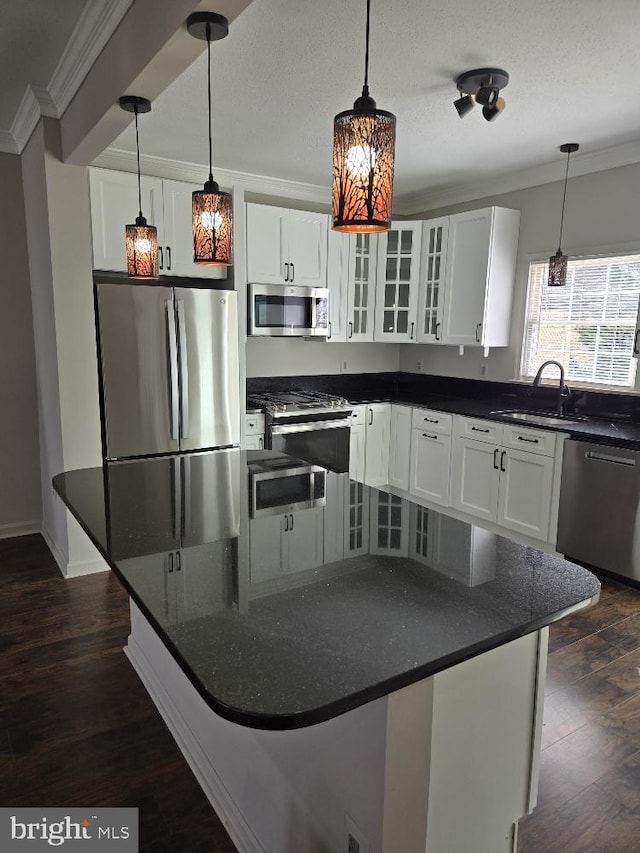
[518, 248, 640, 394]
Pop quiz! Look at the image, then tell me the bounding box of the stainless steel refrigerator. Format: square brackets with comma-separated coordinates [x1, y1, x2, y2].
[95, 281, 240, 460]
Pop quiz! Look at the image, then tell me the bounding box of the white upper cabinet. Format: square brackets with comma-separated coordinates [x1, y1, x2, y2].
[89, 168, 226, 279]
[441, 207, 520, 347]
[375, 222, 422, 342]
[90, 168, 163, 272]
[246, 203, 327, 288]
[416, 217, 449, 344]
[326, 231, 379, 343]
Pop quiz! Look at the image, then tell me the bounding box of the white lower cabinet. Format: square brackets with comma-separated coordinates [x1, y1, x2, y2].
[450, 418, 557, 542]
[249, 507, 324, 583]
[410, 429, 452, 507]
[349, 403, 391, 487]
[388, 405, 412, 491]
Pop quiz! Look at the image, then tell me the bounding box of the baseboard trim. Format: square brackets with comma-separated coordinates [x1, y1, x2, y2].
[125, 637, 263, 853]
[41, 524, 68, 576]
[0, 520, 41, 540]
[65, 558, 110, 578]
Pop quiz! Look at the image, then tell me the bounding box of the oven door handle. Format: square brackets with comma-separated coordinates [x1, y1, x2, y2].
[270, 418, 351, 435]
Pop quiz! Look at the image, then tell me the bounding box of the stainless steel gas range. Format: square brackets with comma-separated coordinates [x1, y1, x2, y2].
[246, 390, 352, 473]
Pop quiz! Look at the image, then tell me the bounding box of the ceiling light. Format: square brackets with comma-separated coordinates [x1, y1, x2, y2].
[548, 143, 579, 287]
[332, 0, 396, 233]
[454, 67, 509, 121]
[187, 11, 232, 266]
[119, 95, 158, 280]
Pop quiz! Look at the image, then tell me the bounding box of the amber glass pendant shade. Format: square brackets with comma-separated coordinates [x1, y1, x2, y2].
[332, 105, 396, 232]
[192, 181, 232, 265]
[548, 248, 568, 288]
[126, 218, 158, 279]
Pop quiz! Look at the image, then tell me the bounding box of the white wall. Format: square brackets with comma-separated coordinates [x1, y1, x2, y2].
[0, 152, 41, 537]
[246, 339, 400, 377]
[399, 161, 640, 384]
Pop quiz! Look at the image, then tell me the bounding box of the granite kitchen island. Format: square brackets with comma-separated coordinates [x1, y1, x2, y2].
[54, 449, 600, 853]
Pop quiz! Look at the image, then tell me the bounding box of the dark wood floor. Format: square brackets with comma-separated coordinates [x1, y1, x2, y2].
[0, 534, 237, 852]
[3, 534, 640, 852]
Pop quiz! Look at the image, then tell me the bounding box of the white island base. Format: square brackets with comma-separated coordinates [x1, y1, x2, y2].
[126, 602, 547, 853]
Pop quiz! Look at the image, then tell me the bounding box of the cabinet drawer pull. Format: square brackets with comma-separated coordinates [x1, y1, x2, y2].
[422, 433, 438, 440]
[259, 436, 264, 449]
[500, 450, 507, 472]
[493, 448, 499, 470]
[471, 426, 490, 433]
[517, 435, 539, 444]
[423, 417, 439, 424]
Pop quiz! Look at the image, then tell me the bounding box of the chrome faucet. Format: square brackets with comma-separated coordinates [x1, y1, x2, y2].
[532, 360, 570, 415]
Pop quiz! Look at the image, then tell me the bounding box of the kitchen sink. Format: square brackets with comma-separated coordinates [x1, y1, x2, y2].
[490, 410, 587, 426]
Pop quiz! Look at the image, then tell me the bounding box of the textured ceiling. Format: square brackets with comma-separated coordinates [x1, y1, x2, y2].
[0, 0, 88, 128]
[110, 0, 640, 204]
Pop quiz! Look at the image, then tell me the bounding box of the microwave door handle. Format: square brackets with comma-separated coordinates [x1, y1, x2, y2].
[176, 298, 189, 440]
[166, 299, 179, 441]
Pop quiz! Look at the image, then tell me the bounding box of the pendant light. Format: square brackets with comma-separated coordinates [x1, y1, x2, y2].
[119, 96, 158, 280]
[187, 12, 232, 266]
[332, 0, 396, 232]
[548, 143, 579, 287]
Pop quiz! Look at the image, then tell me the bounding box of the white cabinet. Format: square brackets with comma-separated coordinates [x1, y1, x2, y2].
[441, 207, 520, 347]
[416, 217, 449, 344]
[388, 405, 412, 490]
[243, 412, 265, 450]
[369, 490, 409, 556]
[246, 203, 328, 288]
[89, 168, 226, 279]
[450, 417, 556, 541]
[410, 430, 452, 507]
[634, 296, 640, 359]
[375, 222, 422, 342]
[249, 507, 324, 583]
[349, 403, 390, 487]
[364, 403, 391, 487]
[326, 231, 378, 342]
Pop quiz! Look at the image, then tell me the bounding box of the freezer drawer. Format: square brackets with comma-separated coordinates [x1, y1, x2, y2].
[557, 439, 640, 580]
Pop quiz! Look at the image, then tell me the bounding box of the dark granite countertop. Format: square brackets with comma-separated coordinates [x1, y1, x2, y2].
[53, 449, 600, 731]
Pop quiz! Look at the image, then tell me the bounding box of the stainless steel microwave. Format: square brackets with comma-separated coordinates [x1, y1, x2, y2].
[249, 456, 327, 518]
[248, 283, 329, 336]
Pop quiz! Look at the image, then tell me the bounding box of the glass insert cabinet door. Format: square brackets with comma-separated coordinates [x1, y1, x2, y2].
[417, 217, 449, 344]
[346, 233, 378, 342]
[375, 222, 422, 342]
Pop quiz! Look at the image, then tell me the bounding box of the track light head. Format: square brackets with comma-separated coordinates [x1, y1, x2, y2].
[475, 85, 498, 108]
[453, 93, 475, 118]
[482, 96, 506, 122]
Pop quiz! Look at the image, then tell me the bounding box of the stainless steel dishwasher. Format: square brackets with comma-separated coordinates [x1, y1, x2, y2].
[557, 439, 640, 581]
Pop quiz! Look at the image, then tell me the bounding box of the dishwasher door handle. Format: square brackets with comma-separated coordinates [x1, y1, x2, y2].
[585, 451, 636, 467]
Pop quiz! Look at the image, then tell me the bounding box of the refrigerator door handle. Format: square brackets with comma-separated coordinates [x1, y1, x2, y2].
[166, 299, 180, 441]
[176, 298, 190, 439]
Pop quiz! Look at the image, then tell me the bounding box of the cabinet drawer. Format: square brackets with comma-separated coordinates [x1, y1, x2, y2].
[411, 408, 452, 435]
[349, 405, 368, 425]
[455, 416, 504, 444]
[245, 413, 265, 435]
[502, 424, 556, 457]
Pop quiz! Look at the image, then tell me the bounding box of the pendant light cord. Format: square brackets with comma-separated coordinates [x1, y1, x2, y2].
[557, 149, 571, 250]
[134, 106, 142, 218]
[207, 24, 214, 183]
[363, 0, 371, 96]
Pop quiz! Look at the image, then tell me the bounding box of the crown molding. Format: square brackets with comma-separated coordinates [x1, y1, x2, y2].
[31, 85, 59, 119]
[10, 86, 41, 154]
[400, 138, 640, 214]
[48, 0, 133, 117]
[94, 147, 333, 205]
[0, 130, 18, 155]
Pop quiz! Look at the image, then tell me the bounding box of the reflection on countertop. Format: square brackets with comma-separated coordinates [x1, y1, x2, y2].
[53, 448, 600, 729]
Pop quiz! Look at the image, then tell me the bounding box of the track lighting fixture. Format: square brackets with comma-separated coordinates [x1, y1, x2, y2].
[548, 143, 579, 287]
[453, 68, 509, 122]
[187, 11, 232, 266]
[119, 95, 158, 280]
[332, 0, 396, 232]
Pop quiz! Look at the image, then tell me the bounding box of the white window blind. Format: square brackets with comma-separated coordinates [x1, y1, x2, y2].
[522, 254, 640, 389]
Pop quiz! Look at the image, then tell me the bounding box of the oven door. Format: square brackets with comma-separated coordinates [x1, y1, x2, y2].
[269, 419, 351, 473]
[249, 284, 329, 336]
